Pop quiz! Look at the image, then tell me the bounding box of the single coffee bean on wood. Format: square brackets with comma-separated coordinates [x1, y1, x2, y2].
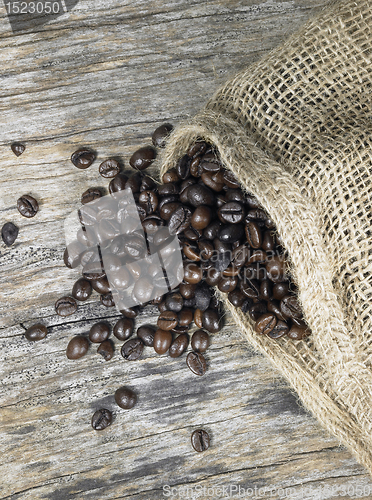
[89, 322, 110, 343]
[121, 338, 144, 360]
[17, 195, 39, 218]
[191, 330, 210, 352]
[115, 387, 137, 409]
[71, 148, 96, 169]
[152, 123, 173, 148]
[157, 311, 178, 331]
[186, 351, 207, 376]
[25, 323, 47, 341]
[191, 429, 210, 452]
[97, 340, 114, 361]
[99, 158, 120, 178]
[255, 313, 277, 335]
[66, 335, 89, 359]
[1, 222, 18, 246]
[168, 333, 189, 358]
[129, 146, 156, 171]
[55, 296, 77, 317]
[137, 325, 156, 347]
[81, 187, 102, 205]
[153, 329, 173, 354]
[91, 408, 112, 430]
[113, 318, 134, 341]
[100, 292, 115, 307]
[11, 142, 25, 156]
[72, 278, 92, 302]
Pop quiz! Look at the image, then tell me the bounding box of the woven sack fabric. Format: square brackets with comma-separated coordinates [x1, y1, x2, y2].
[160, 0, 372, 474]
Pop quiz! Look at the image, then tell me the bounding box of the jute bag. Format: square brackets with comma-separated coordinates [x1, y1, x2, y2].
[160, 0, 372, 474]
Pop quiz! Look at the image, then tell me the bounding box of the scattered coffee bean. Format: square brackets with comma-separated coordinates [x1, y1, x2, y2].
[129, 146, 156, 171]
[186, 351, 207, 375]
[97, 339, 114, 360]
[17, 195, 39, 218]
[11, 142, 25, 156]
[153, 329, 173, 354]
[191, 429, 210, 452]
[152, 123, 173, 148]
[157, 311, 178, 331]
[81, 187, 102, 205]
[191, 330, 210, 352]
[55, 296, 77, 317]
[2, 222, 18, 246]
[91, 408, 112, 430]
[113, 318, 134, 341]
[66, 335, 89, 359]
[115, 386, 137, 409]
[100, 292, 115, 307]
[89, 322, 110, 343]
[137, 325, 156, 347]
[169, 333, 189, 358]
[71, 148, 96, 169]
[72, 278, 92, 301]
[121, 338, 144, 360]
[99, 158, 120, 178]
[25, 323, 47, 341]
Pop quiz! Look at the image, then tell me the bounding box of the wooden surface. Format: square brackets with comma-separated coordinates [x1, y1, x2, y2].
[2, 1, 372, 499]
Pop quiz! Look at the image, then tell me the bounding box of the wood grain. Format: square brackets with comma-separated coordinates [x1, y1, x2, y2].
[2, 0, 372, 498]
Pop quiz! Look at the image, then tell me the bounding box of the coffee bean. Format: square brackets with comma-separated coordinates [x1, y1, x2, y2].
[191, 429, 210, 452]
[168, 206, 192, 235]
[178, 308, 194, 327]
[17, 195, 38, 218]
[153, 329, 173, 354]
[255, 313, 277, 335]
[240, 279, 260, 299]
[99, 158, 120, 178]
[176, 154, 191, 179]
[218, 276, 238, 293]
[179, 283, 196, 299]
[71, 278, 91, 302]
[187, 141, 207, 158]
[25, 323, 47, 341]
[218, 202, 245, 224]
[121, 338, 144, 360]
[64, 242, 83, 269]
[288, 325, 310, 340]
[191, 206, 212, 230]
[219, 224, 244, 244]
[152, 123, 173, 148]
[186, 351, 207, 375]
[190, 157, 202, 177]
[227, 289, 246, 308]
[273, 282, 290, 300]
[194, 284, 211, 311]
[191, 330, 210, 352]
[262, 230, 275, 252]
[187, 184, 215, 207]
[89, 322, 110, 343]
[267, 299, 286, 321]
[202, 309, 221, 333]
[115, 387, 137, 409]
[223, 170, 240, 188]
[203, 220, 222, 240]
[66, 335, 89, 359]
[266, 255, 286, 282]
[2, 222, 18, 246]
[162, 168, 180, 184]
[194, 308, 203, 329]
[97, 339, 114, 360]
[91, 408, 112, 430]
[169, 333, 189, 358]
[137, 325, 156, 347]
[205, 266, 222, 287]
[183, 241, 201, 261]
[120, 306, 139, 319]
[267, 320, 289, 339]
[81, 187, 102, 205]
[165, 292, 184, 313]
[245, 221, 262, 248]
[101, 292, 115, 307]
[260, 279, 273, 301]
[11, 142, 25, 156]
[157, 311, 178, 330]
[91, 276, 111, 295]
[130, 146, 156, 171]
[280, 295, 302, 319]
[71, 148, 96, 169]
[55, 296, 77, 317]
[158, 182, 179, 196]
[113, 318, 134, 341]
[184, 262, 203, 284]
[139, 190, 158, 214]
[132, 277, 154, 304]
[201, 171, 224, 192]
[109, 173, 128, 194]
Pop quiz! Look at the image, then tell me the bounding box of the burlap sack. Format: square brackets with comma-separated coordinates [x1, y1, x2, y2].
[160, 0, 372, 475]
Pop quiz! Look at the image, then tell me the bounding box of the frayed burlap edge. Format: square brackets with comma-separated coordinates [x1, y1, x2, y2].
[159, 111, 372, 476]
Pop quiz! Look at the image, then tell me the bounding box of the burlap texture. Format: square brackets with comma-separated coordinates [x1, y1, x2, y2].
[160, 0, 372, 475]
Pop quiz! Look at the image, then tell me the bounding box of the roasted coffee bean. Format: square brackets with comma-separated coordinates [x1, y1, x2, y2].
[17, 195, 39, 218]
[165, 292, 184, 313]
[225, 188, 245, 203]
[183, 226, 202, 241]
[241, 298, 254, 313]
[288, 325, 310, 340]
[132, 277, 154, 304]
[191, 206, 212, 230]
[260, 279, 273, 301]
[222, 264, 240, 277]
[245, 221, 262, 248]
[273, 282, 290, 300]
[139, 190, 158, 214]
[191, 330, 210, 352]
[194, 308, 203, 329]
[64, 242, 83, 269]
[218, 276, 238, 293]
[183, 241, 200, 261]
[137, 325, 156, 346]
[99, 158, 120, 178]
[197, 239, 214, 261]
[83, 262, 106, 281]
[194, 284, 211, 311]
[109, 172, 129, 195]
[91, 276, 111, 295]
[11, 142, 25, 156]
[187, 184, 215, 207]
[248, 301, 267, 321]
[66, 335, 89, 359]
[247, 250, 267, 264]
[187, 141, 207, 158]
[184, 262, 203, 284]
[228, 289, 246, 308]
[71, 148, 96, 169]
[240, 279, 260, 299]
[55, 296, 77, 317]
[179, 282, 196, 299]
[154, 329, 173, 354]
[176, 154, 191, 179]
[130, 146, 156, 170]
[159, 201, 181, 221]
[140, 175, 156, 192]
[267, 320, 289, 339]
[291, 317, 308, 329]
[91, 408, 112, 430]
[219, 224, 244, 244]
[267, 299, 286, 321]
[202, 308, 221, 333]
[255, 313, 277, 335]
[203, 220, 222, 240]
[262, 230, 275, 252]
[244, 263, 266, 281]
[115, 387, 137, 409]
[101, 292, 115, 307]
[113, 318, 134, 341]
[72, 278, 92, 302]
[1, 222, 18, 246]
[280, 295, 302, 319]
[81, 187, 102, 205]
[169, 333, 189, 358]
[191, 429, 210, 452]
[97, 339, 114, 360]
[186, 351, 207, 376]
[266, 255, 286, 283]
[120, 306, 139, 319]
[190, 156, 202, 177]
[25, 323, 47, 341]
[158, 300, 168, 313]
[157, 311, 178, 330]
[89, 322, 110, 343]
[121, 338, 144, 360]
[245, 208, 268, 226]
[223, 170, 240, 188]
[218, 202, 245, 224]
[152, 123, 173, 148]
[168, 206, 192, 235]
[158, 182, 179, 196]
[178, 308, 194, 327]
[201, 171, 224, 192]
[162, 168, 180, 184]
